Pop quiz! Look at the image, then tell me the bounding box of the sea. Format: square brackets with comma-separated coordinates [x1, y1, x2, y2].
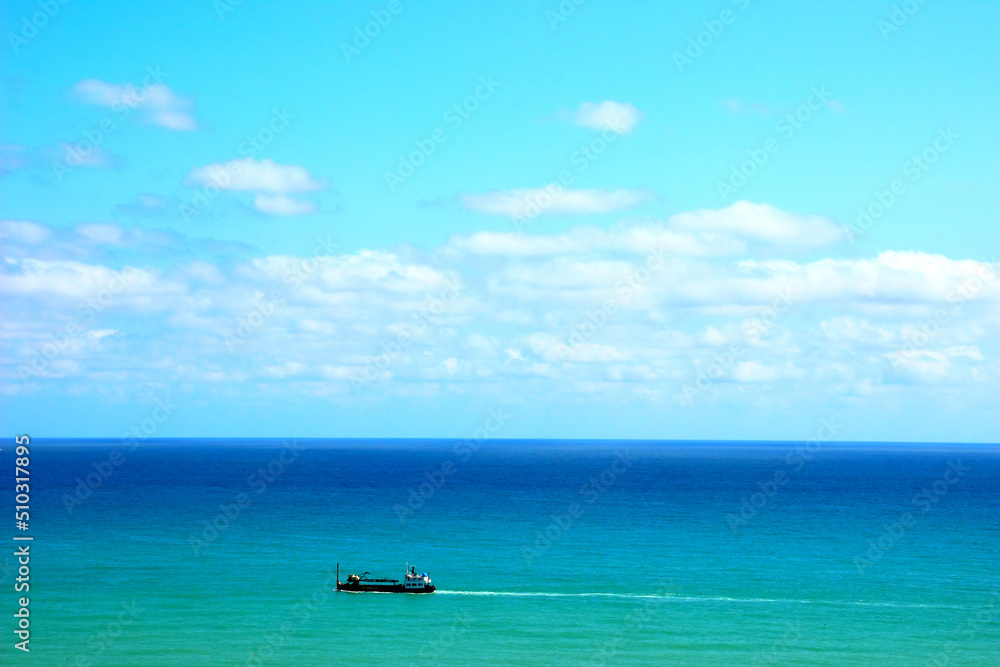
[2, 439, 997, 665]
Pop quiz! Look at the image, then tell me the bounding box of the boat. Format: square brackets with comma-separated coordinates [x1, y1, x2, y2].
[336, 563, 436, 593]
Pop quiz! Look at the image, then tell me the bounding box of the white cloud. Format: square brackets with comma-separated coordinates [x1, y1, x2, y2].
[670, 201, 842, 248]
[569, 101, 643, 133]
[883, 347, 986, 385]
[454, 199, 839, 252]
[817, 317, 895, 346]
[0, 220, 50, 245]
[3, 259, 163, 301]
[461, 187, 654, 217]
[448, 200, 846, 256]
[449, 223, 740, 258]
[732, 361, 780, 382]
[254, 194, 316, 216]
[72, 79, 198, 131]
[247, 249, 453, 298]
[3, 214, 996, 422]
[188, 158, 324, 194]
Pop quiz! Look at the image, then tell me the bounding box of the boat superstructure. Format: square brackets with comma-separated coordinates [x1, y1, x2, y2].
[336, 563, 435, 593]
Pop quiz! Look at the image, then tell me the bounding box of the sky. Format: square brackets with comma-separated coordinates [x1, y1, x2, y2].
[1, 0, 998, 442]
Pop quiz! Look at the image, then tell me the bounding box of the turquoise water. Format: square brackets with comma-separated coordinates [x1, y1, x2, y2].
[2, 440, 998, 664]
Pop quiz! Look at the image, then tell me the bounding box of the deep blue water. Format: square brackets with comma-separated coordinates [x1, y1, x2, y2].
[1, 439, 997, 664]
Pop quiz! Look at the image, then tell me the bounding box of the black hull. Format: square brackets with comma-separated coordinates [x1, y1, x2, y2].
[337, 582, 435, 593]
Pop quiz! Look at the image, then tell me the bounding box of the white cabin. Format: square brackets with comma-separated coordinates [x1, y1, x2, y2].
[404, 569, 432, 590]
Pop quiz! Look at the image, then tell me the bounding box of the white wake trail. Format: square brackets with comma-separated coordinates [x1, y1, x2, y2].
[434, 591, 970, 609]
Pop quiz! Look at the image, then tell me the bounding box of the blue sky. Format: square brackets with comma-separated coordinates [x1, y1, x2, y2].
[2, 0, 998, 441]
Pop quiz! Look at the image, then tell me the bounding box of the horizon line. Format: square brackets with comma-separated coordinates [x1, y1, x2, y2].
[16, 436, 1000, 447]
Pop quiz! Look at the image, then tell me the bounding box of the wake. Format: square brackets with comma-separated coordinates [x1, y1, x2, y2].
[435, 591, 969, 609]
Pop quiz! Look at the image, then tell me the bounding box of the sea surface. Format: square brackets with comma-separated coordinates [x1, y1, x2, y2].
[1, 439, 998, 665]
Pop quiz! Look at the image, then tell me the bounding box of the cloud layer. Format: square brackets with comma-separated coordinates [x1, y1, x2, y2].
[3, 204, 997, 420]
